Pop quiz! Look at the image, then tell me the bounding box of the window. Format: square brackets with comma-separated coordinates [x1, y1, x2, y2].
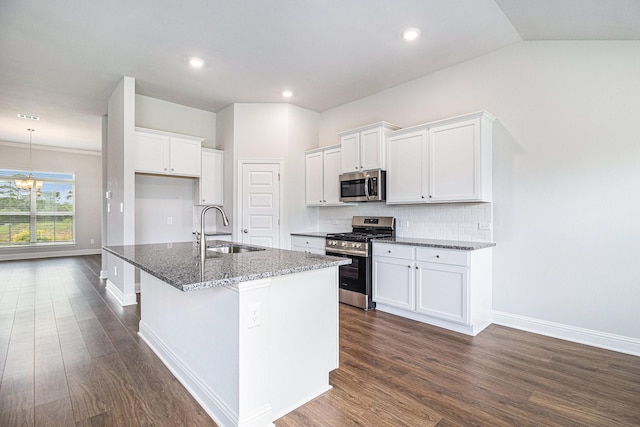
[0, 169, 75, 247]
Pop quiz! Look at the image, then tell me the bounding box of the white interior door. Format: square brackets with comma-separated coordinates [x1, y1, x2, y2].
[241, 163, 281, 248]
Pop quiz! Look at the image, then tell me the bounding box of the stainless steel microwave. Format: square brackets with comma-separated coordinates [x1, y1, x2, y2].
[339, 170, 386, 202]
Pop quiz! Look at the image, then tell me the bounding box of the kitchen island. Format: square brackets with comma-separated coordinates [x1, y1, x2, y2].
[104, 241, 350, 427]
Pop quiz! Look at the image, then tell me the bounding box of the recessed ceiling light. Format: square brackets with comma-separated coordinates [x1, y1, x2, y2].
[189, 57, 204, 68]
[282, 90, 293, 98]
[401, 27, 421, 41]
[17, 113, 40, 120]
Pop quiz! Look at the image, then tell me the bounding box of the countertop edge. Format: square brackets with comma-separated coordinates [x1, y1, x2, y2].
[373, 238, 496, 251]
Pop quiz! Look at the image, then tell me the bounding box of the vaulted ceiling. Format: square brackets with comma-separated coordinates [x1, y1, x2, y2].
[1, 0, 638, 151]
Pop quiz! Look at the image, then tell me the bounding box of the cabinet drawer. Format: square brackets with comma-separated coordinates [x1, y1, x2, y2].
[291, 236, 325, 250]
[416, 247, 468, 266]
[373, 243, 414, 259]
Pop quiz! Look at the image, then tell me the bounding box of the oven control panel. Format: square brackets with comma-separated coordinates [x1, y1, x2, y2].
[325, 239, 368, 256]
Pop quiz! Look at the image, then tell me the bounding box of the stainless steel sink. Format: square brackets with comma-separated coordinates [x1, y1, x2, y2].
[206, 244, 265, 254]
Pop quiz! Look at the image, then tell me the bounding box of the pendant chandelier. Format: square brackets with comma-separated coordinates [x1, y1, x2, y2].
[15, 128, 44, 192]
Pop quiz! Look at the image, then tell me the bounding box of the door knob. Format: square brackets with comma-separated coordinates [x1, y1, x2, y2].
[243, 229, 248, 233]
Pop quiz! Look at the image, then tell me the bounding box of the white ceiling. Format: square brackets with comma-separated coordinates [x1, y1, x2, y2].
[1, 0, 638, 152]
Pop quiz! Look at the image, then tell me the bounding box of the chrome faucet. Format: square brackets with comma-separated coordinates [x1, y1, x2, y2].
[199, 205, 230, 261]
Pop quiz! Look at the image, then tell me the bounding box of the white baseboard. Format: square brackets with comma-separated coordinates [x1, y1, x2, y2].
[138, 321, 242, 427]
[492, 310, 640, 357]
[0, 248, 101, 261]
[99, 269, 108, 280]
[105, 279, 137, 306]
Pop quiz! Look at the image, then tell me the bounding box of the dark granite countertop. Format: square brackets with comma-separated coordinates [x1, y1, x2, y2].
[103, 240, 350, 292]
[373, 237, 496, 251]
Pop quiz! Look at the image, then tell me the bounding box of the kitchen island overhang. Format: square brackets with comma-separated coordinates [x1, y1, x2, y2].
[104, 241, 350, 427]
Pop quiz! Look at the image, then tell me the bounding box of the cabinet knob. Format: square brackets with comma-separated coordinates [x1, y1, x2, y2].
[242, 229, 248, 233]
[164, 168, 168, 171]
[436, 255, 440, 258]
[323, 200, 326, 202]
[202, 199, 205, 202]
[407, 265, 411, 268]
[319, 200, 323, 203]
[421, 195, 425, 199]
[415, 266, 419, 269]
[388, 250, 391, 253]
[429, 195, 432, 198]
[171, 168, 174, 171]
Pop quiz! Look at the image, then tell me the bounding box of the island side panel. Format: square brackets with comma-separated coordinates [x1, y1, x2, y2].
[138, 271, 242, 426]
[269, 266, 339, 420]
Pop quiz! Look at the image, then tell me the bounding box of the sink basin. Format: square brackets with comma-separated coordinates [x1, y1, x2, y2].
[206, 244, 265, 254]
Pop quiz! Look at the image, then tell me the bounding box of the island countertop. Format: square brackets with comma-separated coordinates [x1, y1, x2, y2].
[103, 240, 350, 292]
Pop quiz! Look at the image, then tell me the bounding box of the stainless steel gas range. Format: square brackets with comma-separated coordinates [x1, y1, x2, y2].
[325, 216, 395, 310]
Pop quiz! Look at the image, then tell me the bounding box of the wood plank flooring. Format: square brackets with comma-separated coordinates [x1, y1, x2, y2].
[1, 256, 639, 426]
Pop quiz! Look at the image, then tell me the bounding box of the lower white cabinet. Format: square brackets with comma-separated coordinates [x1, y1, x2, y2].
[373, 242, 492, 336]
[290, 235, 325, 255]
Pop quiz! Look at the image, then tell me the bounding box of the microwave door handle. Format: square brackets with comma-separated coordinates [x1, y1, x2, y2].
[364, 176, 370, 200]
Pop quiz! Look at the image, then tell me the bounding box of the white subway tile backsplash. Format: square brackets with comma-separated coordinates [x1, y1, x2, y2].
[318, 202, 493, 242]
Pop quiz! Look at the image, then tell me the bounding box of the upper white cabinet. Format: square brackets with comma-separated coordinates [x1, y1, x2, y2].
[386, 111, 494, 204]
[196, 148, 224, 206]
[339, 122, 400, 173]
[134, 128, 203, 177]
[305, 145, 347, 206]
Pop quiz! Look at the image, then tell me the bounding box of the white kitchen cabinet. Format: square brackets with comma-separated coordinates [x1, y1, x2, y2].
[385, 111, 494, 204]
[372, 256, 415, 310]
[196, 148, 224, 206]
[290, 235, 325, 255]
[339, 122, 400, 173]
[134, 128, 203, 177]
[372, 242, 492, 336]
[305, 145, 348, 206]
[386, 129, 428, 204]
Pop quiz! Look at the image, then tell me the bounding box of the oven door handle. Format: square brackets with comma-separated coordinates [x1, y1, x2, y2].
[364, 176, 370, 200]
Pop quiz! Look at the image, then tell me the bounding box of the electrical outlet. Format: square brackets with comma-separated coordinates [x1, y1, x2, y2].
[120, 202, 124, 213]
[167, 217, 173, 225]
[107, 203, 110, 213]
[90, 238, 95, 244]
[248, 303, 261, 328]
[113, 266, 117, 276]
[478, 222, 491, 231]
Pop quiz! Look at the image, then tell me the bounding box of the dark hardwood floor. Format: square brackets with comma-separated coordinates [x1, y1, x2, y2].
[1, 256, 639, 426]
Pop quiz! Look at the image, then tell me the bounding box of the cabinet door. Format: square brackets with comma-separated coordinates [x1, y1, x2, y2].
[135, 132, 168, 174]
[386, 130, 427, 204]
[200, 150, 224, 205]
[323, 147, 342, 204]
[415, 262, 469, 324]
[170, 137, 202, 177]
[428, 118, 480, 202]
[340, 133, 360, 173]
[373, 256, 414, 310]
[360, 127, 383, 171]
[305, 151, 324, 206]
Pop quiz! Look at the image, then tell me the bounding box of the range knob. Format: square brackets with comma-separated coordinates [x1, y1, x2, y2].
[340, 241, 348, 247]
[353, 242, 362, 249]
[328, 240, 337, 246]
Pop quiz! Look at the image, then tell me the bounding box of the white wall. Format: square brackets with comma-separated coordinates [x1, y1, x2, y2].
[135, 95, 217, 148]
[0, 143, 102, 260]
[223, 103, 319, 247]
[135, 174, 195, 244]
[104, 76, 136, 299]
[318, 41, 640, 341]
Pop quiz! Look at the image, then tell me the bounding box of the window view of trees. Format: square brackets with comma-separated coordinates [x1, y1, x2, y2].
[0, 170, 74, 246]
